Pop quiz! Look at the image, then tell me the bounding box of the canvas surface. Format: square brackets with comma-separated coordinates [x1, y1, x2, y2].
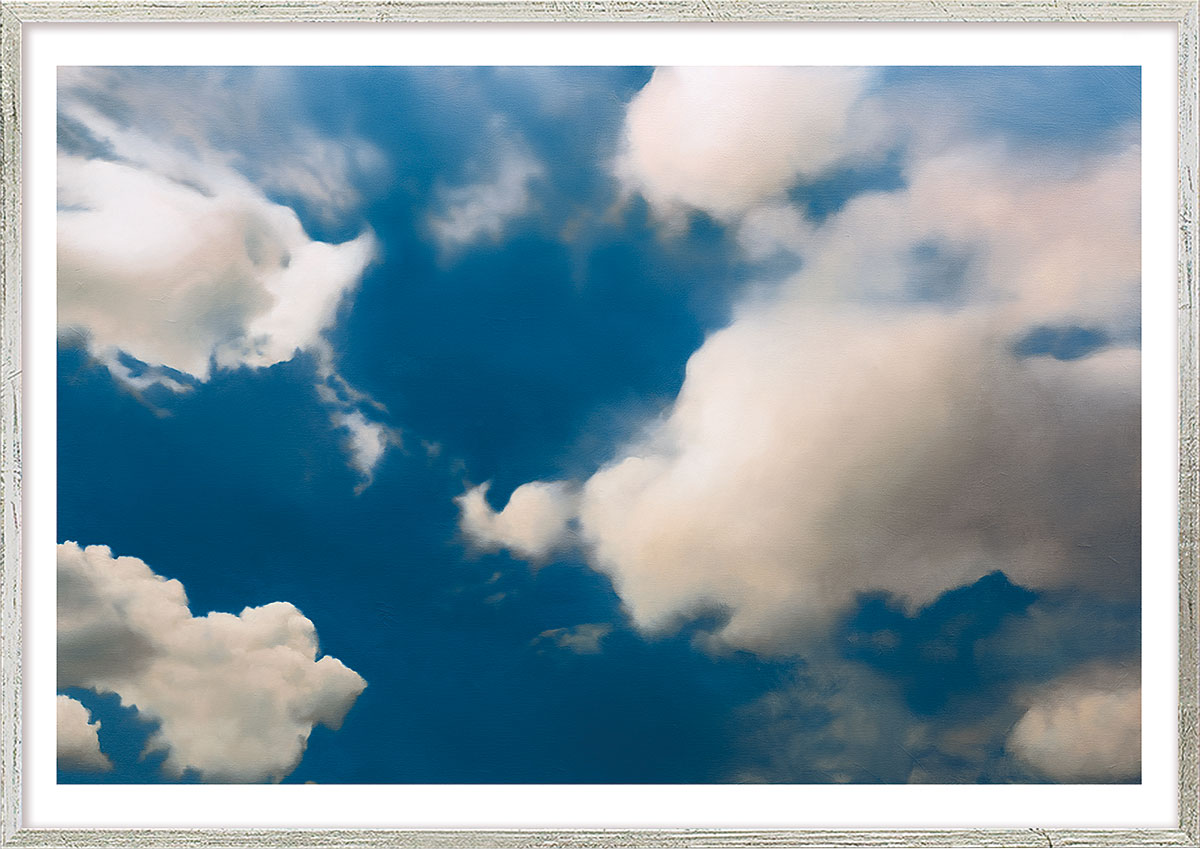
[54, 65, 1143, 787]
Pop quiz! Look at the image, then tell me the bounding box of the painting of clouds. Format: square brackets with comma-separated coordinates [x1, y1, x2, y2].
[57, 66, 1140, 784]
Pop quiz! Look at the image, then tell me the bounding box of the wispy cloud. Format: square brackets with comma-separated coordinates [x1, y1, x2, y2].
[336, 410, 401, 494]
[429, 144, 543, 255]
[534, 623, 613, 655]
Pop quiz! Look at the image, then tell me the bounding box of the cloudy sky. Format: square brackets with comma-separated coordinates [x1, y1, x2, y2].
[56, 66, 1141, 785]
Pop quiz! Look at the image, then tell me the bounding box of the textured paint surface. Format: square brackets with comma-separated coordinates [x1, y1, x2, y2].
[49, 63, 1143, 788]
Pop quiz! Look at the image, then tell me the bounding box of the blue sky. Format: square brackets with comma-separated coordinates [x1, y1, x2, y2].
[56, 66, 1141, 784]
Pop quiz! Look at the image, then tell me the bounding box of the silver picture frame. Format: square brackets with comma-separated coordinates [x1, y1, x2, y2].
[1, 3, 1196, 846]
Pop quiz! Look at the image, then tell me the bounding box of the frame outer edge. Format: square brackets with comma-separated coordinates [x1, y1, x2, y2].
[0, 1, 1195, 23]
[0, 826, 1196, 848]
[1178, 1, 1200, 845]
[0, 0, 22, 844]
[0, 3, 1196, 848]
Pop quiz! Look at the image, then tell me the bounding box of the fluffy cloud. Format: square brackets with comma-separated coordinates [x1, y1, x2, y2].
[462, 319, 1136, 653]
[572, 310, 1137, 651]
[790, 142, 1141, 330]
[58, 78, 395, 485]
[58, 113, 377, 383]
[57, 695, 111, 772]
[430, 148, 543, 253]
[615, 67, 873, 223]
[456, 481, 578, 562]
[735, 202, 815, 261]
[58, 542, 366, 783]
[1007, 666, 1141, 782]
[465, 94, 1140, 655]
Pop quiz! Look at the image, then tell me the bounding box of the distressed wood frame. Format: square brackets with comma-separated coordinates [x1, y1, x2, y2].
[0, 3, 1195, 846]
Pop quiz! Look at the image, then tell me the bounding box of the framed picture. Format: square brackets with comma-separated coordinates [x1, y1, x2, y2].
[1, 2, 1196, 846]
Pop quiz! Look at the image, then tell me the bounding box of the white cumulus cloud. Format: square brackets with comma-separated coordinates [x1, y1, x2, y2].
[791, 141, 1141, 329]
[456, 480, 577, 562]
[58, 541, 367, 783]
[572, 308, 1137, 651]
[1007, 667, 1141, 782]
[467, 114, 1140, 655]
[735, 202, 815, 261]
[615, 67, 874, 224]
[58, 105, 377, 384]
[57, 84, 396, 486]
[57, 694, 111, 772]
